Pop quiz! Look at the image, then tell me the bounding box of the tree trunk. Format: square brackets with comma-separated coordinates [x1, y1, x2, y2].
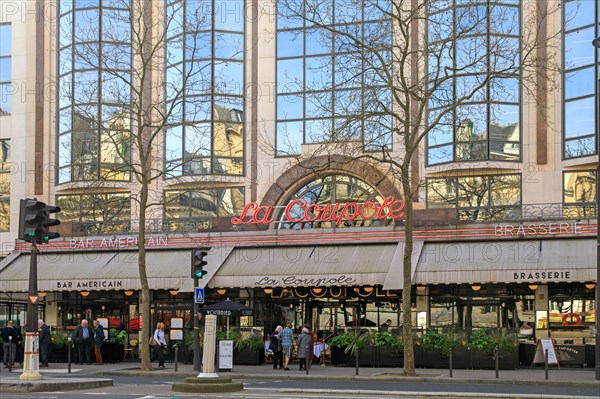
[401, 166, 416, 376]
[137, 181, 153, 371]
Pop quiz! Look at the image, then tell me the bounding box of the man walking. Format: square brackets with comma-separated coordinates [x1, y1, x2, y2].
[1, 320, 19, 368]
[72, 319, 93, 365]
[279, 323, 294, 370]
[38, 320, 51, 367]
[92, 320, 105, 365]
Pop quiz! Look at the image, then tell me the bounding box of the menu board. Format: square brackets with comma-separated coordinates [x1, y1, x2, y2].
[532, 339, 559, 366]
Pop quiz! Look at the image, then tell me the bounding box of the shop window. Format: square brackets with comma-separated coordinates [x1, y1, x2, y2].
[562, 0, 599, 159]
[275, 0, 393, 155]
[0, 140, 9, 231]
[426, 174, 521, 221]
[0, 23, 11, 115]
[56, 192, 131, 234]
[563, 170, 596, 218]
[426, 1, 521, 165]
[164, 187, 245, 231]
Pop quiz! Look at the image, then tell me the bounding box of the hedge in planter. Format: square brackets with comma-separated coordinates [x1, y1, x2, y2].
[373, 331, 404, 367]
[468, 329, 518, 370]
[419, 329, 468, 369]
[231, 330, 264, 365]
[49, 331, 71, 363]
[329, 331, 371, 367]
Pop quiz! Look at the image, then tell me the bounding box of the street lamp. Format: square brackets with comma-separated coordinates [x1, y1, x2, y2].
[593, 35, 599, 382]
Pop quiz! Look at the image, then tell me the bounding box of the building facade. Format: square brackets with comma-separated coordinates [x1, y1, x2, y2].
[0, 0, 598, 365]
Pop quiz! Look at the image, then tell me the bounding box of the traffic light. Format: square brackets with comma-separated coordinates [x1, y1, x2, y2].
[18, 199, 45, 243]
[191, 249, 209, 279]
[18, 199, 61, 244]
[40, 205, 61, 243]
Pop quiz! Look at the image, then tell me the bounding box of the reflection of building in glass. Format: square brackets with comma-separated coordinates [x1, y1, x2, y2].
[563, 171, 596, 218]
[490, 122, 520, 160]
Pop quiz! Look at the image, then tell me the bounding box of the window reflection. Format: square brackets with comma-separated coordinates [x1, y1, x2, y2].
[164, 187, 245, 231]
[0, 140, 10, 231]
[57, 1, 131, 183]
[0, 24, 11, 115]
[563, 0, 598, 159]
[426, 1, 521, 164]
[165, 0, 245, 176]
[563, 170, 596, 218]
[56, 192, 131, 234]
[426, 174, 521, 221]
[275, 0, 393, 155]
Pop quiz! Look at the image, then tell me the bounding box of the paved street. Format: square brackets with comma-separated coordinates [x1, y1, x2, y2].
[1, 362, 599, 398]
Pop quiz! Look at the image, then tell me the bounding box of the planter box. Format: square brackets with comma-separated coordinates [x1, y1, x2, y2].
[358, 346, 375, 366]
[375, 347, 403, 367]
[469, 349, 518, 370]
[519, 343, 536, 366]
[331, 347, 354, 366]
[585, 345, 595, 367]
[233, 348, 264, 365]
[420, 349, 449, 369]
[101, 343, 124, 363]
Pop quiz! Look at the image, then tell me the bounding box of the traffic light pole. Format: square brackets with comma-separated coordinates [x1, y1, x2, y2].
[193, 276, 201, 371]
[20, 242, 41, 381]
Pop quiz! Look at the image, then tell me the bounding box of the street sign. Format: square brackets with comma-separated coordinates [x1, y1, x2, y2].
[194, 288, 205, 304]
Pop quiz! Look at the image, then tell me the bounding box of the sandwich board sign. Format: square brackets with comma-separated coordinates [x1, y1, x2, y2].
[531, 339, 559, 367]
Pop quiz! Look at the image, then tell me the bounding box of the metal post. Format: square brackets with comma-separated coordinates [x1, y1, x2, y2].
[592, 34, 600, 382]
[449, 348, 453, 378]
[8, 336, 12, 372]
[20, 243, 41, 380]
[68, 337, 72, 373]
[193, 277, 200, 372]
[494, 347, 499, 379]
[544, 349, 549, 380]
[174, 344, 179, 372]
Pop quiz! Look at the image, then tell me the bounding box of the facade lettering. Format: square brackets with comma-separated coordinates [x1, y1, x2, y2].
[69, 236, 168, 249]
[254, 275, 357, 287]
[512, 271, 571, 282]
[56, 280, 124, 289]
[494, 222, 583, 237]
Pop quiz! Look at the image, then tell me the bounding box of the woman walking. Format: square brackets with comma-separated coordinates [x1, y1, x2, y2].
[296, 327, 311, 371]
[153, 322, 167, 368]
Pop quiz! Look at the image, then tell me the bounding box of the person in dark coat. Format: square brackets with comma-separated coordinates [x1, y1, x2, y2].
[71, 319, 93, 365]
[38, 320, 51, 367]
[1, 320, 19, 367]
[92, 320, 105, 365]
[269, 325, 283, 369]
[296, 327, 311, 371]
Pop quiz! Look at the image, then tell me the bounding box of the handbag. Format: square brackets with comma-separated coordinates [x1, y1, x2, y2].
[149, 335, 157, 346]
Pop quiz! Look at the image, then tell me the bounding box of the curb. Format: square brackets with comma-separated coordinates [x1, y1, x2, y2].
[0, 377, 113, 393]
[96, 369, 600, 389]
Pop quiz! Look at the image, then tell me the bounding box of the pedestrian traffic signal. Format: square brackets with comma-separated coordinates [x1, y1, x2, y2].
[40, 205, 61, 243]
[191, 249, 209, 279]
[18, 199, 45, 243]
[18, 199, 61, 244]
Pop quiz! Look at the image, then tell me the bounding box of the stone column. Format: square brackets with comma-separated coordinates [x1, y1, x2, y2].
[20, 332, 42, 381]
[198, 314, 218, 378]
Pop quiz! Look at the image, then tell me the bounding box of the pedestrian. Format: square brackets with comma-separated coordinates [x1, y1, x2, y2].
[303, 323, 316, 365]
[38, 320, 51, 367]
[72, 319, 94, 365]
[1, 320, 19, 368]
[153, 322, 167, 369]
[379, 319, 392, 332]
[279, 323, 293, 370]
[92, 320, 105, 365]
[268, 325, 283, 369]
[296, 327, 311, 371]
[14, 324, 23, 368]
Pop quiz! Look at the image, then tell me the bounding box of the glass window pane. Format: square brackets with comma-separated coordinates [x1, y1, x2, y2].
[59, 108, 72, 133]
[58, 134, 72, 168]
[102, 9, 130, 41]
[564, 171, 596, 204]
[277, 121, 303, 155]
[305, 119, 332, 143]
[165, 126, 183, 163]
[73, 70, 99, 103]
[490, 103, 519, 129]
[490, 141, 520, 161]
[428, 144, 453, 165]
[277, 0, 305, 29]
[59, 46, 73, 75]
[564, 137, 596, 158]
[186, 96, 211, 122]
[74, 8, 99, 43]
[186, 0, 212, 32]
[565, 67, 595, 99]
[490, 175, 521, 206]
[0, 58, 10, 82]
[186, 32, 212, 59]
[306, 28, 332, 56]
[0, 25, 12, 56]
[305, 91, 331, 118]
[456, 104, 487, 140]
[334, 53, 362, 89]
[334, 89, 361, 116]
[364, 115, 392, 151]
[565, 97, 595, 139]
[457, 176, 489, 207]
[427, 178, 456, 208]
[490, 77, 519, 103]
[186, 61, 211, 95]
[565, 0, 596, 31]
[214, 61, 243, 95]
[215, 0, 244, 32]
[306, 56, 332, 91]
[564, 26, 595, 69]
[277, 58, 303, 92]
[278, 30, 304, 58]
[59, 12, 73, 48]
[277, 94, 303, 120]
[215, 32, 243, 59]
[166, 1, 184, 39]
[489, 5, 519, 36]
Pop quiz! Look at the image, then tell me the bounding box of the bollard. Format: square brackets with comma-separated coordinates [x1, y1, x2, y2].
[494, 347, 499, 379]
[306, 356, 310, 376]
[467, 346, 471, 370]
[8, 336, 12, 372]
[544, 349, 549, 380]
[68, 337, 72, 373]
[449, 348, 453, 378]
[174, 345, 179, 372]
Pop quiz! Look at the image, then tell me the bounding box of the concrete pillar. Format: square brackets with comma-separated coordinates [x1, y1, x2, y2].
[198, 315, 218, 378]
[19, 332, 42, 380]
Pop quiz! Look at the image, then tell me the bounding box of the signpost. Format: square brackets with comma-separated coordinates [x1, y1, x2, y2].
[195, 288, 205, 304]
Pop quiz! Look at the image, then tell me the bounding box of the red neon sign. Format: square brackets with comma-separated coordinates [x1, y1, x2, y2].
[231, 196, 405, 226]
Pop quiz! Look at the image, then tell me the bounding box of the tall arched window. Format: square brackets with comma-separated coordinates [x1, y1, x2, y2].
[276, 175, 385, 229]
[57, 0, 132, 183]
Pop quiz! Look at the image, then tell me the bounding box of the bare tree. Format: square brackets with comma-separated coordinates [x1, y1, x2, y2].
[57, 0, 244, 370]
[275, 0, 560, 375]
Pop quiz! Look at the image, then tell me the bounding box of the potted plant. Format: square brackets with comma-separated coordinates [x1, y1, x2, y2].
[102, 329, 126, 363]
[373, 331, 404, 367]
[330, 330, 371, 370]
[419, 328, 467, 369]
[468, 328, 518, 370]
[231, 330, 264, 365]
[182, 329, 202, 364]
[49, 330, 71, 362]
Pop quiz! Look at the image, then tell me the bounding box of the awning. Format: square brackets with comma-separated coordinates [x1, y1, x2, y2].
[382, 241, 423, 290]
[208, 244, 401, 289]
[0, 248, 231, 293]
[414, 239, 595, 285]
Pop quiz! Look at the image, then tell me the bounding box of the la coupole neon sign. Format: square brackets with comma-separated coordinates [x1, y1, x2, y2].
[231, 196, 405, 226]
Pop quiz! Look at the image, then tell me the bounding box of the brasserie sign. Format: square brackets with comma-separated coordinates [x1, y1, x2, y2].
[232, 196, 405, 225]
